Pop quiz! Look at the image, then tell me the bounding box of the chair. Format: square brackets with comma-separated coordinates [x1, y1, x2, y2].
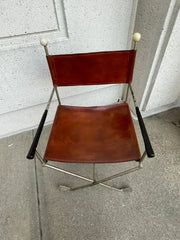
[27, 33, 155, 192]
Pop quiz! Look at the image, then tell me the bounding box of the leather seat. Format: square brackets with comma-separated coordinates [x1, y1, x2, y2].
[44, 103, 141, 163]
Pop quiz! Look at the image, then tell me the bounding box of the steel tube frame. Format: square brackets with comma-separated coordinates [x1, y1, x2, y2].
[44, 45, 49, 56]
[34, 40, 148, 193]
[42, 43, 61, 106]
[36, 152, 124, 192]
[54, 86, 61, 105]
[118, 83, 129, 103]
[129, 83, 137, 107]
[35, 150, 146, 192]
[124, 84, 130, 102]
[46, 88, 55, 110]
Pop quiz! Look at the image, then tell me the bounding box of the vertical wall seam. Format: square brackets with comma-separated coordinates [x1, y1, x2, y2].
[61, 0, 69, 38]
[127, 0, 139, 49]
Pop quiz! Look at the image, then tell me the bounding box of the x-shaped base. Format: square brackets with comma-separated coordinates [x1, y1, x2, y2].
[35, 151, 146, 192]
[59, 183, 130, 192]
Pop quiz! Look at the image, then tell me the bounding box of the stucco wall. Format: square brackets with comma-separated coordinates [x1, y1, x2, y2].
[1, 0, 178, 138]
[131, 0, 171, 107]
[146, 6, 180, 111]
[0, 0, 136, 138]
[130, 0, 180, 117]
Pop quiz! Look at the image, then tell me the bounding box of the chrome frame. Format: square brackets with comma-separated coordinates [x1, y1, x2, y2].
[42, 41, 61, 106]
[133, 41, 137, 50]
[117, 84, 129, 103]
[46, 88, 55, 110]
[54, 86, 61, 105]
[35, 150, 146, 192]
[124, 84, 130, 102]
[129, 83, 137, 107]
[34, 39, 148, 193]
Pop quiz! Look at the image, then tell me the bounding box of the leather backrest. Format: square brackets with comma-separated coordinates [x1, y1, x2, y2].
[47, 50, 136, 86]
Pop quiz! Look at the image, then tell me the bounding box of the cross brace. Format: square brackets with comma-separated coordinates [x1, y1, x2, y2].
[35, 151, 146, 192]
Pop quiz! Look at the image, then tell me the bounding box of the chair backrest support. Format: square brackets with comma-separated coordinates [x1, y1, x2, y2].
[46, 50, 136, 86]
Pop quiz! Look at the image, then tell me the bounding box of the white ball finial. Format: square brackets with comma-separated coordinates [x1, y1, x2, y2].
[133, 33, 141, 42]
[40, 39, 48, 47]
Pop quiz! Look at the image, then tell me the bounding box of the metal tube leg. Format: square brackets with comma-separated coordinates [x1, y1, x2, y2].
[54, 86, 61, 105]
[35, 151, 145, 193]
[124, 84, 130, 102]
[35, 151, 46, 165]
[139, 151, 146, 168]
[43, 162, 139, 192]
[46, 88, 55, 110]
[70, 165, 141, 191]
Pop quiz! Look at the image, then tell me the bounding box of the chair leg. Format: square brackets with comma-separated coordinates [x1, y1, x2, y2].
[58, 163, 130, 192]
[58, 182, 129, 192]
[70, 182, 130, 192]
[59, 185, 71, 191]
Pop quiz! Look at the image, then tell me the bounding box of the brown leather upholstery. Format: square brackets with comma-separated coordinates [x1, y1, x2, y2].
[44, 103, 141, 163]
[47, 50, 136, 86]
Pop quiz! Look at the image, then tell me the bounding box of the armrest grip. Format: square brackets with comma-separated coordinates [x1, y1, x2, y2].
[136, 107, 155, 158]
[26, 110, 48, 159]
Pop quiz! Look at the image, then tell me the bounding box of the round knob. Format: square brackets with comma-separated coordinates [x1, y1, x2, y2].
[133, 33, 141, 42]
[40, 39, 48, 46]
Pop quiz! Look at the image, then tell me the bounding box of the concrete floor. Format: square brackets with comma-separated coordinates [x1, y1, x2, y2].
[0, 108, 180, 240]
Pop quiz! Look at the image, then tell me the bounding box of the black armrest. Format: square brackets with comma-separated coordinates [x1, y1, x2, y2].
[26, 110, 48, 159]
[136, 107, 155, 158]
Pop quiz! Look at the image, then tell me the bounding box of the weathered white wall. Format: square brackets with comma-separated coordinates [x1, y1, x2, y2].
[146, 8, 180, 111]
[0, 0, 137, 138]
[131, 0, 171, 110]
[135, 0, 180, 116]
[129, 0, 180, 118]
